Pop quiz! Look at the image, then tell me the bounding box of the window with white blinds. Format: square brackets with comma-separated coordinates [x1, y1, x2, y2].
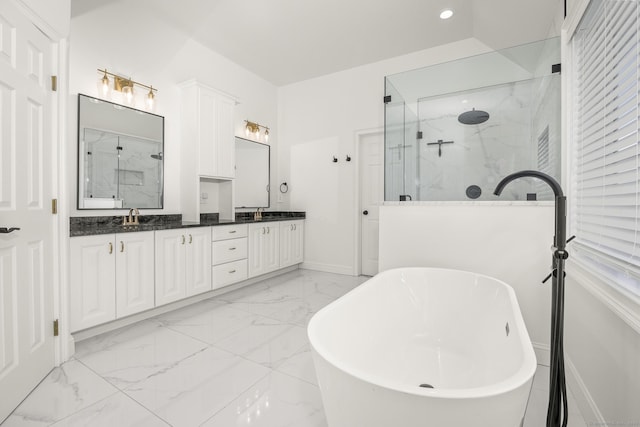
[572, 0, 640, 296]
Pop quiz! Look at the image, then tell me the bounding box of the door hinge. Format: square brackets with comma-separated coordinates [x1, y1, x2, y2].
[552, 63, 561, 74]
[51, 75, 57, 91]
[417, 131, 423, 139]
[53, 319, 59, 337]
[52, 198, 58, 214]
[383, 95, 391, 103]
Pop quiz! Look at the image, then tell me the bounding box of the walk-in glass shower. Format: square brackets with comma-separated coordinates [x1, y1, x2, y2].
[384, 38, 561, 202]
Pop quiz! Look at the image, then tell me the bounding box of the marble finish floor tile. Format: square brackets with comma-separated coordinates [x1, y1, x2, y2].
[213, 317, 307, 365]
[200, 371, 326, 427]
[153, 304, 263, 345]
[74, 320, 209, 390]
[276, 344, 318, 385]
[49, 393, 168, 427]
[122, 346, 270, 427]
[2, 269, 588, 427]
[2, 360, 117, 427]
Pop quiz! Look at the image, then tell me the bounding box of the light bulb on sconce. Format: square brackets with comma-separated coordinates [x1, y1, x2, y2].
[245, 120, 270, 142]
[146, 86, 155, 110]
[122, 84, 133, 105]
[100, 70, 110, 97]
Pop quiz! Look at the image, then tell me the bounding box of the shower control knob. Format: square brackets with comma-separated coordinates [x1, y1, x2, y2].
[362, 210, 368, 215]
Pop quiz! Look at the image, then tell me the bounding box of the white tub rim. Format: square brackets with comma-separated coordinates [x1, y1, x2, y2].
[307, 267, 537, 400]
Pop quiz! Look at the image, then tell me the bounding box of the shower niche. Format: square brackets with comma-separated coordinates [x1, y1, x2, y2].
[384, 38, 561, 202]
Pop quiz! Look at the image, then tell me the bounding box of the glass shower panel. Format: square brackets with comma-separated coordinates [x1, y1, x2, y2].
[384, 37, 561, 201]
[384, 80, 406, 201]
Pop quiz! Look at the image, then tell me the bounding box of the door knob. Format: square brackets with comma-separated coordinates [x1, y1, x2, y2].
[363, 210, 368, 215]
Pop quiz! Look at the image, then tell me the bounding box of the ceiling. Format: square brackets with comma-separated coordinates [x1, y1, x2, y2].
[71, 0, 561, 86]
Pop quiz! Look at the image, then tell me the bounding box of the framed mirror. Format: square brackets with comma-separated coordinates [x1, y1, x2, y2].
[235, 137, 270, 208]
[77, 94, 164, 209]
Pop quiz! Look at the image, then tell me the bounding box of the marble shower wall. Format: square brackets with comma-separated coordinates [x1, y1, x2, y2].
[415, 79, 541, 201]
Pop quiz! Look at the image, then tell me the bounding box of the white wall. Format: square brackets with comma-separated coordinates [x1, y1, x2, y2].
[564, 261, 640, 424]
[379, 203, 555, 361]
[68, 6, 278, 216]
[278, 38, 493, 275]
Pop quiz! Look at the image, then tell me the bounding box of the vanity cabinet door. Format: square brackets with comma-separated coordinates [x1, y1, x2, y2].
[155, 228, 187, 306]
[115, 231, 155, 318]
[247, 224, 264, 277]
[248, 223, 280, 278]
[70, 234, 116, 332]
[280, 220, 304, 268]
[185, 227, 212, 297]
[262, 224, 280, 273]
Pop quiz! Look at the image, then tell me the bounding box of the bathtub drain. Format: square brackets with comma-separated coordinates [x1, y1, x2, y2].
[419, 383, 434, 389]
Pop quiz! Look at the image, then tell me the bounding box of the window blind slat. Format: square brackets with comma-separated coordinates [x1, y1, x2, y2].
[572, 0, 640, 297]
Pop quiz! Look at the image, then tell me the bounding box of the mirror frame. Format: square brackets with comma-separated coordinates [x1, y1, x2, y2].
[76, 93, 165, 210]
[234, 137, 270, 209]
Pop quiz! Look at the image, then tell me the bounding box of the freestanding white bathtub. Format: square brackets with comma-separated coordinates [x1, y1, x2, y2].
[308, 267, 537, 427]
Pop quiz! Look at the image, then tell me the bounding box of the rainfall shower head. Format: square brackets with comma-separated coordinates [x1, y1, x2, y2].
[458, 108, 490, 125]
[150, 152, 163, 160]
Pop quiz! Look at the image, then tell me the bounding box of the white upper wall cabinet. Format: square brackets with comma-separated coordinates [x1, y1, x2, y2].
[179, 80, 237, 222]
[180, 80, 237, 180]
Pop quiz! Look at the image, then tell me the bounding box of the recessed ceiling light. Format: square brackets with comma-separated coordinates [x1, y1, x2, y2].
[440, 9, 454, 20]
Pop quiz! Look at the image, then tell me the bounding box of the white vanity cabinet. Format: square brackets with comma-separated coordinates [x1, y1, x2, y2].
[279, 220, 304, 268]
[69, 231, 155, 332]
[248, 223, 280, 278]
[155, 227, 212, 306]
[212, 224, 248, 289]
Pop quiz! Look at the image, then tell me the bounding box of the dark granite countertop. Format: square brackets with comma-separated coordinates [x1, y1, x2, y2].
[70, 212, 306, 237]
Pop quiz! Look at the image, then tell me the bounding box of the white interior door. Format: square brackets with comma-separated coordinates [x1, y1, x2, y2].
[360, 131, 384, 276]
[0, 0, 55, 421]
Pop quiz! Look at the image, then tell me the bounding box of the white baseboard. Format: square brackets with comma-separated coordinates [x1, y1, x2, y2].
[300, 261, 355, 276]
[533, 342, 550, 366]
[565, 355, 606, 426]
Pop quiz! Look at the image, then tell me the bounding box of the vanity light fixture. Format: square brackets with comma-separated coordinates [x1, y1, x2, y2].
[97, 68, 158, 110]
[245, 120, 270, 142]
[439, 8, 454, 19]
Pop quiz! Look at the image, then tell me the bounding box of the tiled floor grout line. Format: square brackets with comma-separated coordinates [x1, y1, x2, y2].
[72, 357, 175, 426]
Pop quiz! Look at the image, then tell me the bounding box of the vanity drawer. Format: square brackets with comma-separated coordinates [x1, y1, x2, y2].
[212, 237, 247, 265]
[213, 259, 248, 289]
[212, 224, 248, 241]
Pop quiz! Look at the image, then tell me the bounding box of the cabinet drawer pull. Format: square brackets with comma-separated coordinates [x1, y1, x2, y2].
[120, 241, 124, 252]
[108, 242, 113, 254]
[229, 230, 237, 234]
[181, 235, 185, 245]
[262, 227, 265, 234]
[266, 227, 270, 234]
[229, 269, 236, 274]
[294, 224, 297, 230]
[229, 247, 236, 251]
[189, 234, 193, 244]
